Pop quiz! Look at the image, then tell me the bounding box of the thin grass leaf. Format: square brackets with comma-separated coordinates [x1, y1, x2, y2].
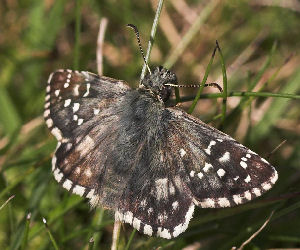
[28, 195, 83, 240]
[0, 88, 21, 135]
[216, 41, 228, 125]
[21, 213, 31, 250]
[74, 0, 82, 70]
[43, 218, 60, 250]
[164, 0, 220, 69]
[187, 46, 217, 114]
[124, 229, 136, 250]
[140, 0, 164, 81]
[0, 195, 15, 211]
[88, 237, 94, 250]
[223, 42, 277, 127]
[91, 208, 105, 250]
[250, 69, 300, 142]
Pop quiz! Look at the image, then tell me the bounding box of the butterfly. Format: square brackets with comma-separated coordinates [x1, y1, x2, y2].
[44, 65, 278, 239]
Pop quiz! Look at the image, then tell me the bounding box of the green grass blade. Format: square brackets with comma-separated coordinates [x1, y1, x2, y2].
[188, 46, 217, 114]
[140, 0, 164, 81]
[74, 0, 82, 70]
[164, 0, 220, 69]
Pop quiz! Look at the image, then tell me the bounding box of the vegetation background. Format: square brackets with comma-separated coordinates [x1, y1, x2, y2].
[0, 0, 299, 249]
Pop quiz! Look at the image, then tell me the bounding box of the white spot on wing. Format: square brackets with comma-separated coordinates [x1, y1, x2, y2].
[85, 168, 92, 177]
[51, 127, 63, 141]
[64, 82, 69, 88]
[44, 102, 50, 109]
[44, 109, 50, 117]
[62, 179, 73, 191]
[252, 188, 261, 196]
[78, 118, 84, 125]
[180, 148, 186, 157]
[93, 108, 100, 115]
[262, 183, 272, 191]
[147, 207, 153, 215]
[233, 194, 242, 205]
[218, 151, 230, 163]
[190, 170, 195, 177]
[46, 118, 53, 128]
[203, 162, 213, 172]
[244, 175, 251, 183]
[77, 136, 95, 157]
[140, 199, 147, 208]
[172, 201, 179, 210]
[169, 183, 175, 194]
[75, 167, 81, 174]
[83, 83, 90, 97]
[197, 172, 204, 179]
[218, 197, 230, 207]
[73, 114, 78, 121]
[233, 176, 239, 181]
[53, 168, 63, 182]
[86, 189, 95, 199]
[204, 140, 216, 155]
[132, 218, 141, 231]
[73, 185, 85, 196]
[64, 99, 71, 107]
[240, 161, 247, 169]
[155, 178, 168, 201]
[199, 198, 215, 208]
[66, 143, 72, 151]
[55, 89, 60, 96]
[157, 227, 171, 239]
[123, 211, 133, 224]
[144, 224, 153, 236]
[73, 103, 80, 112]
[246, 153, 251, 158]
[217, 168, 226, 177]
[244, 191, 252, 200]
[73, 84, 80, 96]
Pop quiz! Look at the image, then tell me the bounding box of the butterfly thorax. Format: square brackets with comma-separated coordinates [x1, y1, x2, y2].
[140, 66, 177, 102]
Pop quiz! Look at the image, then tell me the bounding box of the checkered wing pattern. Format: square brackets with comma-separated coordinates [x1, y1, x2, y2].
[114, 108, 277, 239]
[44, 70, 130, 200]
[166, 108, 278, 208]
[44, 68, 278, 240]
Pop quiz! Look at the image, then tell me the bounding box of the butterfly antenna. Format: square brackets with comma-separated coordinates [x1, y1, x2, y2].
[166, 82, 223, 92]
[127, 24, 152, 75]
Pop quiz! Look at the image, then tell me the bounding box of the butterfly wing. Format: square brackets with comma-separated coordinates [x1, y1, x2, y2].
[165, 108, 278, 208]
[115, 106, 278, 239]
[44, 70, 131, 201]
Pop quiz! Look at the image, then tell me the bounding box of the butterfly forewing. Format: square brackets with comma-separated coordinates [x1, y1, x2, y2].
[44, 70, 131, 200]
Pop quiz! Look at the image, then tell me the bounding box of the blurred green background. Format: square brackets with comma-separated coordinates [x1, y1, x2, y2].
[0, 0, 300, 249]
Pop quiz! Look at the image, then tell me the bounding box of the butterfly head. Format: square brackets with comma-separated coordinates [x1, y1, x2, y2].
[141, 66, 177, 102]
